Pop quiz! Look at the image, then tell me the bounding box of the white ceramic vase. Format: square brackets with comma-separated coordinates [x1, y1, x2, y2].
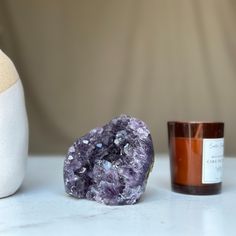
[0, 50, 28, 198]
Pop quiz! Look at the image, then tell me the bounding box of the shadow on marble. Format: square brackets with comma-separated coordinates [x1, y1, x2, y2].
[221, 182, 236, 193]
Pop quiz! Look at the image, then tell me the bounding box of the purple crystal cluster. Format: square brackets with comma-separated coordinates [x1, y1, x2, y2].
[64, 114, 154, 205]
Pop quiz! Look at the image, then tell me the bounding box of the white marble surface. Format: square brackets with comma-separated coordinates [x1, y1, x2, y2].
[0, 155, 235, 236]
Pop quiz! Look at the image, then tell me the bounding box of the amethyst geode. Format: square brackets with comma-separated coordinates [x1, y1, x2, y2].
[64, 114, 154, 205]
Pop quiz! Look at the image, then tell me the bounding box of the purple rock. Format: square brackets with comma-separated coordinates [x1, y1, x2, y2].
[63, 114, 154, 205]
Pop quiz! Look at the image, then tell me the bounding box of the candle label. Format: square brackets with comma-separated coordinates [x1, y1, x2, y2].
[202, 138, 224, 184]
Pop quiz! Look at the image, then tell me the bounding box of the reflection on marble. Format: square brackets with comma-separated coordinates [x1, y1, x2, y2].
[0, 155, 235, 236]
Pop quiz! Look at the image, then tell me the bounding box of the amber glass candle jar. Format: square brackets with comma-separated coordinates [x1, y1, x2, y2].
[168, 121, 224, 195]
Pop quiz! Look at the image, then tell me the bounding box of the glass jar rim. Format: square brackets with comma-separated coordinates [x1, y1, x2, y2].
[168, 121, 224, 125]
[167, 121, 224, 138]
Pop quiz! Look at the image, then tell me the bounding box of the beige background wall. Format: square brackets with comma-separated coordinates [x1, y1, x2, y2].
[0, 0, 235, 155]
